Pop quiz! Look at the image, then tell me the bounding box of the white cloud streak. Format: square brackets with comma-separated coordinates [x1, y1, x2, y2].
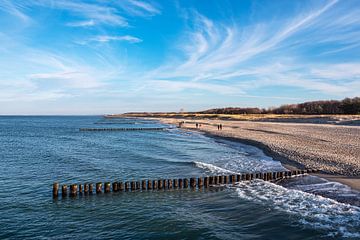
[90, 35, 142, 43]
[142, 0, 360, 97]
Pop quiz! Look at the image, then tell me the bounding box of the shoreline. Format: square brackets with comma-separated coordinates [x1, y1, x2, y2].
[155, 117, 360, 192]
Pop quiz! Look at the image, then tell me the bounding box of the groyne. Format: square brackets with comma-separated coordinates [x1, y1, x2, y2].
[53, 169, 317, 198]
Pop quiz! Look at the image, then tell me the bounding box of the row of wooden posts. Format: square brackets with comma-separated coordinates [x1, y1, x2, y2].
[53, 169, 317, 198]
[79, 127, 167, 131]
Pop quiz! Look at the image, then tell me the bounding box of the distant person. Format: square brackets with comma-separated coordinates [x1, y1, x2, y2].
[196, 123, 198, 128]
[220, 124, 223, 130]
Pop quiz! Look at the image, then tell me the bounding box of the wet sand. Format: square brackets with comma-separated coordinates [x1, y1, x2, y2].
[158, 118, 360, 191]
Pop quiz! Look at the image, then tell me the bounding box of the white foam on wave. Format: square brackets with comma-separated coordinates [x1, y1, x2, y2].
[234, 180, 360, 238]
[194, 161, 238, 175]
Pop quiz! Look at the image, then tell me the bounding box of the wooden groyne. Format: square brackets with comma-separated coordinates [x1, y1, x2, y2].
[79, 127, 167, 132]
[53, 169, 318, 199]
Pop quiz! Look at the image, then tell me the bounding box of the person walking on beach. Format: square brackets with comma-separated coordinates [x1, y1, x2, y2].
[220, 124, 223, 130]
[196, 123, 198, 128]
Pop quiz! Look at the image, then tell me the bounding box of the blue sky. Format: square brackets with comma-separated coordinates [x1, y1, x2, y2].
[0, 0, 359, 114]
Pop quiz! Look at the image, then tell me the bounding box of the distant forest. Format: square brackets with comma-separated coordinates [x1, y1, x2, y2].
[200, 97, 360, 115]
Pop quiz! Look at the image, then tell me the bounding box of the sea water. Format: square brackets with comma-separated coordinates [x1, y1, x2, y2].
[0, 116, 359, 239]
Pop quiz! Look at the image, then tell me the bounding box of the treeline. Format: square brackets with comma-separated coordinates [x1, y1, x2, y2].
[200, 97, 360, 115]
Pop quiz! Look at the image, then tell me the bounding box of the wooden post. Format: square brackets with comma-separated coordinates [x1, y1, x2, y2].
[245, 174, 250, 181]
[204, 177, 209, 188]
[178, 178, 183, 188]
[250, 174, 254, 180]
[163, 179, 167, 189]
[184, 178, 189, 188]
[125, 182, 130, 191]
[96, 182, 102, 194]
[136, 181, 140, 190]
[158, 180, 163, 190]
[214, 176, 219, 185]
[61, 185, 67, 197]
[147, 180, 152, 190]
[53, 182, 59, 198]
[131, 181, 136, 191]
[190, 178, 196, 188]
[118, 182, 124, 191]
[224, 175, 228, 184]
[89, 183, 93, 194]
[236, 174, 241, 182]
[209, 176, 214, 185]
[84, 183, 89, 194]
[142, 180, 146, 190]
[112, 182, 118, 192]
[230, 175, 235, 184]
[198, 177, 203, 188]
[174, 179, 179, 188]
[153, 180, 158, 190]
[168, 179, 173, 189]
[70, 184, 78, 197]
[264, 173, 269, 181]
[219, 176, 224, 184]
[105, 182, 111, 193]
[78, 184, 83, 194]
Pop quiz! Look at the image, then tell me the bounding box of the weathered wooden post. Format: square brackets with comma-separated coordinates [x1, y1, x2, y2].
[158, 179, 163, 189]
[209, 176, 214, 185]
[118, 182, 124, 191]
[136, 181, 140, 190]
[219, 176, 224, 184]
[264, 173, 269, 181]
[70, 184, 78, 197]
[153, 180, 158, 190]
[142, 180, 146, 190]
[131, 181, 136, 191]
[61, 184, 67, 197]
[104, 182, 111, 193]
[178, 178, 184, 189]
[163, 179, 167, 189]
[251, 174, 255, 180]
[214, 176, 219, 185]
[245, 174, 250, 181]
[112, 182, 118, 192]
[89, 183, 93, 194]
[224, 175, 229, 184]
[168, 179, 173, 189]
[236, 174, 241, 182]
[198, 177, 204, 188]
[125, 182, 130, 191]
[184, 178, 189, 188]
[84, 183, 89, 194]
[190, 178, 196, 188]
[78, 184, 83, 194]
[96, 182, 102, 194]
[204, 177, 209, 188]
[147, 180, 152, 190]
[230, 175, 236, 184]
[174, 179, 179, 188]
[53, 182, 59, 198]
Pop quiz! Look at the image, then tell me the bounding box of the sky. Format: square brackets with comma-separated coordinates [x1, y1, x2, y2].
[0, 0, 359, 115]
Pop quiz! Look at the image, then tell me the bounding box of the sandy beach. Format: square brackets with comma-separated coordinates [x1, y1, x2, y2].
[157, 118, 360, 191]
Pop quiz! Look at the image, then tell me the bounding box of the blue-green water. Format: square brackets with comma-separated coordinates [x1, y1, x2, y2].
[0, 116, 359, 239]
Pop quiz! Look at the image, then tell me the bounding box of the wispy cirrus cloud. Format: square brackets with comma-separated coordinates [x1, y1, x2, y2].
[141, 0, 360, 97]
[90, 35, 142, 43]
[2, 0, 161, 27]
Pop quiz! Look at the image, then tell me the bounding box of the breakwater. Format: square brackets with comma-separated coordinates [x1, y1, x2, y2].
[53, 169, 317, 198]
[79, 127, 167, 131]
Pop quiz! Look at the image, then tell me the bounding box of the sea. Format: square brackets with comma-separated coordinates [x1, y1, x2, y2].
[0, 116, 359, 239]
